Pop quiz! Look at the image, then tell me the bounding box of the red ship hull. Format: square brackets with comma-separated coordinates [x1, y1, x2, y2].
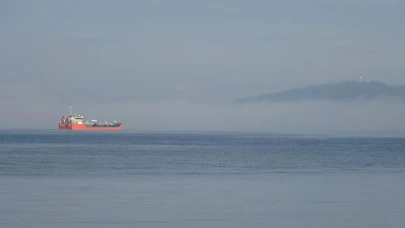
[58, 123, 123, 131]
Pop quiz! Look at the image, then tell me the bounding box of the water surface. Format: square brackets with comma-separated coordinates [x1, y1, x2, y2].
[1, 130, 404, 227]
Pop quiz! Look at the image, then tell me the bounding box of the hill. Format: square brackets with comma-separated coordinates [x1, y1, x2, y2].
[237, 81, 405, 103]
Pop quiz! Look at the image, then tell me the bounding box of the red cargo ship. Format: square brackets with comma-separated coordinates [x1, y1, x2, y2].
[58, 106, 123, 131]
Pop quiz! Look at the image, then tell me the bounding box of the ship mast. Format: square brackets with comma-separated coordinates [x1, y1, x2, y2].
[70, 105, 73, 116]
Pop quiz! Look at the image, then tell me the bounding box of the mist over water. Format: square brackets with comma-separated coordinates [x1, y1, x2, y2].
[66, 100, 405, 134]
[1, 131, 405, 227]
[2, 100, 405, 135]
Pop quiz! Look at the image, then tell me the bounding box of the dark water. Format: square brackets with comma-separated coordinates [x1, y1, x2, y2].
[1, 130, 405, 227]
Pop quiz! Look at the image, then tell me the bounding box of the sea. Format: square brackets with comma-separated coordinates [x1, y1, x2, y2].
[1, 130, 405, 228]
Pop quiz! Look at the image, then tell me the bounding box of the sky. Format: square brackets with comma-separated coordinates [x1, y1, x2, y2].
[1, 0, 405, 132]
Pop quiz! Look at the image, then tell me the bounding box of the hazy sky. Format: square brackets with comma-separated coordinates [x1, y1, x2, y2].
[1, 0, 405, 131]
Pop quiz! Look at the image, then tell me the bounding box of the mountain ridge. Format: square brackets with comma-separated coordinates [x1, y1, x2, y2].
[237, 81, 405, 103]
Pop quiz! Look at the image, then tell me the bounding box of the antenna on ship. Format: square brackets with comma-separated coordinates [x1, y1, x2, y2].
[69, 105, 73, 116]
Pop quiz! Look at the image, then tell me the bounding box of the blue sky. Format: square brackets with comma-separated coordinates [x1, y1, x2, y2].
[1, 0, 405, 130]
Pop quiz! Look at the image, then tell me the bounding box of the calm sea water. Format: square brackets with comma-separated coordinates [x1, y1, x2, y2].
[1, 130, 405, 228]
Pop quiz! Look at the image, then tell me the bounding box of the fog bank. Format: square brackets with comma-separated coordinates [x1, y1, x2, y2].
[2, 99, 405, 135]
